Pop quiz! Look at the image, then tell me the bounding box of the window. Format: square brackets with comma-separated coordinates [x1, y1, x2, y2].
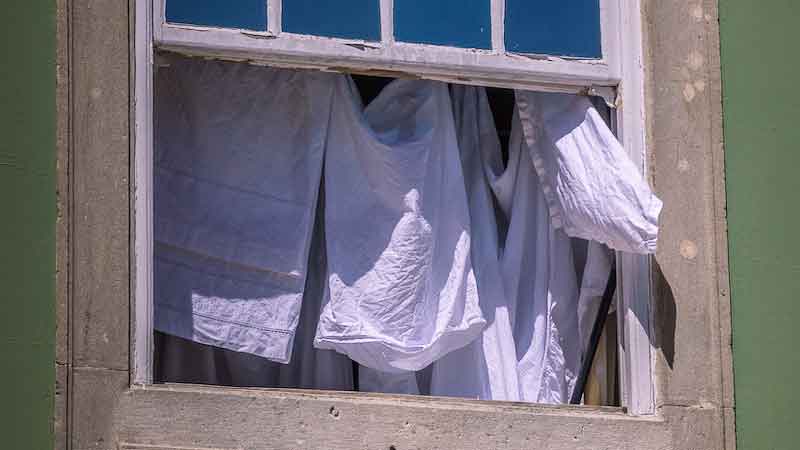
[135, 0, 655, 415]
[58, 0, 735, 448]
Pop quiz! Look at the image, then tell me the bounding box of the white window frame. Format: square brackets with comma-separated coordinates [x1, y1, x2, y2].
[133, 0, 655, 416]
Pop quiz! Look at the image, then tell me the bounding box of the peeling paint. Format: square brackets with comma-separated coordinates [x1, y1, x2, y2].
[344, 43, 381, 51]
[691, 5, 704, 21]
[694, 80, 706, 92]
[688, 51, 705, 70]
[678, 158, 690, 172]
[683, 83, 696, 102]
[680, 240, 699, 260]
[239, 31, 277, 41]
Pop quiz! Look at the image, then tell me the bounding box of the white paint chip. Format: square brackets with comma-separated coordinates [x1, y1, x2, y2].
[688, 51, 705, 70]
[683, 83, 696, 102]
[680, 240, 698, 260]
[691, 5, 704, 21]
[694, 80, 706, 92]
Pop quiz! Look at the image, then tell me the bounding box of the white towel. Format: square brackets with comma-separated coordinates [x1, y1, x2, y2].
[154, 57, 340, 363]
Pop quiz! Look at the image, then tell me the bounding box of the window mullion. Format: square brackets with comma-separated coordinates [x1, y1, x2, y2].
[267, 0, 281, 34]
[491, 0, 504, 52]
[380, 0, 394, 44]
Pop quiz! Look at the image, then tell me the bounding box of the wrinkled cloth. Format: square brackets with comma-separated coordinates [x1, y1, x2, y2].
[515, 91, 662, 254]
[354, 89, 657, 403]
[154, 57, 339, 363]
[315, 78, 486, 373]
[492, 109, 581, 403]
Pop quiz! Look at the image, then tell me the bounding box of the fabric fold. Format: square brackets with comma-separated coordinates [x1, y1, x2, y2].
[496, 108, 581, 403]
[428, 85, 520, 401]
[515, 91, 663, 255]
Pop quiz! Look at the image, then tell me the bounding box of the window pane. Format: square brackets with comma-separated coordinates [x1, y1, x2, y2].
[283, 0, 381, 41]
[165, 0, 267, 31]
[505, 0, 601, 58]
[394, 0, 491, 49]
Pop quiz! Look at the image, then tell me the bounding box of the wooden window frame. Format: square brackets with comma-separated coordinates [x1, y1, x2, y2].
[54, 0, 736, 449]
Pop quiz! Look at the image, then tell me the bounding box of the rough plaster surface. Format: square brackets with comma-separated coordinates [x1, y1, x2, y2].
[70, 0, 131, 372]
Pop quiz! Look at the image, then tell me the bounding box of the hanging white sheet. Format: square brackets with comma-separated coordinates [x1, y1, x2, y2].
[155, 202, 353, 389]
[427, 85, 521, 401]
[315, 78, 486, 373]
[490, 108, 582, 403]
[153, 57, 340, 363]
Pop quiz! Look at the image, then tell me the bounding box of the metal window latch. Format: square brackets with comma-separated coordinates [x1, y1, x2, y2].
[587, 85, 618, 109]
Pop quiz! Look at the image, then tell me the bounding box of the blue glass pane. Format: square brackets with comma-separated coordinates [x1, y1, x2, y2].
[166, 0, 267, 31]
[505, 0, 601, 58]
[283, 0, 380, 41]
[394, 0, 491, 49]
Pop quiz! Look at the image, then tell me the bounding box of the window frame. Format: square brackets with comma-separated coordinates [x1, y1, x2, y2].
[133, 0, 655, 415]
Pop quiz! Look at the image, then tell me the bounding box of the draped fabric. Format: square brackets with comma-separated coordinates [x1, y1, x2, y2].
[154, 59, 661, 403]
[315, 78, 485, 373]
[153, 57, 340, 363]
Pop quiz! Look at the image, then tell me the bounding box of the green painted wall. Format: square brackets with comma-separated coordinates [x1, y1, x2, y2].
[0, 1, 57, 448]
[720, 1, 800, 449]
[1, 1, 798, 448]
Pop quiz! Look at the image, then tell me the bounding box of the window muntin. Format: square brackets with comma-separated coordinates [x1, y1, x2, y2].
[162, 0, 606, 59]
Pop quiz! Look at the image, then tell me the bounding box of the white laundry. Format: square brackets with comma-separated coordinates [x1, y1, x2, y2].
[493, 108, 582, 403]
[515, 91, 663, 254]
[315, 78, 486, 373]
[427, 86, 520, 401]
[153, 57, 340, 363]
[357, 89, 656, 404]
[155, 201, 354, 390]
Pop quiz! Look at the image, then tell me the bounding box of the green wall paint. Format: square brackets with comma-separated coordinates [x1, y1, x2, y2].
[0, 1, 798, 448]
[0, 1, 56, 448]
[720, 1, 800, 449]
